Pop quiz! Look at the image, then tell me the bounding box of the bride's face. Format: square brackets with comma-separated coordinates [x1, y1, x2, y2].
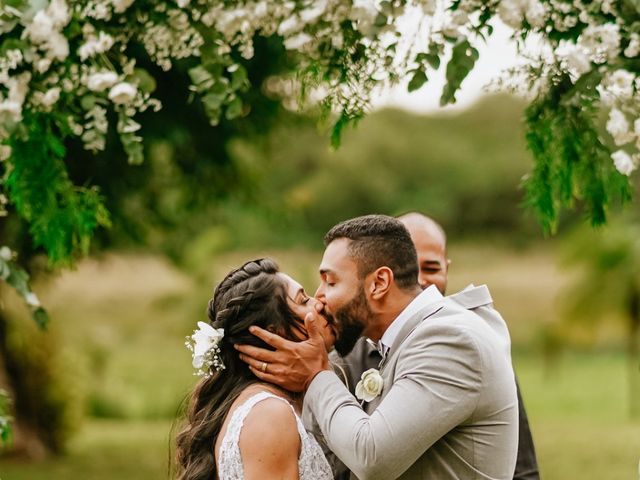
[278, 273, 336, 351]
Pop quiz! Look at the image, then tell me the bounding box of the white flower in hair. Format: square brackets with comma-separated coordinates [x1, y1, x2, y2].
[186, 321, 225, 376]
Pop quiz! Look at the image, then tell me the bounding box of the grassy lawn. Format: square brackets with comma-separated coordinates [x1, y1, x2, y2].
[1, 351, 637, 480]
[1, 247, 638, 479]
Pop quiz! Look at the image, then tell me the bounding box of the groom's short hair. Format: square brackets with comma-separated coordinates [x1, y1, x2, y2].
[324, 214, 419, 290]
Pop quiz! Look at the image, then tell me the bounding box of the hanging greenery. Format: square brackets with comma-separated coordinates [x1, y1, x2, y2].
[0, 0, 637, 296]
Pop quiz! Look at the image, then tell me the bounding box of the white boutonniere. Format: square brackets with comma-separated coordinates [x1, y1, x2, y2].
[355, 368, 383, 402]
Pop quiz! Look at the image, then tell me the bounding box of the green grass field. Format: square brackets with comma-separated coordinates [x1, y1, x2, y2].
[1, 246, 638, 479]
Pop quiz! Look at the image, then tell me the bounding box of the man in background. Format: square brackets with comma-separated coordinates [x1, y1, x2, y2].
[333, 212, 540, 480]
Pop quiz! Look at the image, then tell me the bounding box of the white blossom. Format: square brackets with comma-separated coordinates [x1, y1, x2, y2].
[284, 32, 313, 51]
[0, 101, 22, 122]
[497, 0, 526, 29]
[24, 292, 41, 308]
[442, 10, 469, 38]
[26, 10, 55, 44]
[278, 15, 303, 37]
[0, 246, 12, 261]
[606, 109, 634, 146]
[578, 23, 620, 64]
[111, 0, 135, 13]
[418, 0, 438, 15]
[611, 150, 638, 176]
[86, 71, 119, 92]
[34, 58, 52, 74]
[604, 69, 635, 100]
[0, 145, 11, 162]
[300, 0, 328, 23]
[624, 33, 640, 58]
[35, 87, 61, 109]
[556, 42, 591, 78]
[525, 0, 547, 29]
[349, 0, 379, 35]
[78, 32, 115, 60]
[47, 0, 70, 28]
[46, 32, 69, 60]
[108, 82, 137, 104]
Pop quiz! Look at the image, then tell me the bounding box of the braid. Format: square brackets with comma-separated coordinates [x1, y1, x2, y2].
[175, 257, 295, 480]
[207, 259, 277, 327]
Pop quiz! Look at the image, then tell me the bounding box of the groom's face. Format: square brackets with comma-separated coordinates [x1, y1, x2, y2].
[316, 238, 374, 356]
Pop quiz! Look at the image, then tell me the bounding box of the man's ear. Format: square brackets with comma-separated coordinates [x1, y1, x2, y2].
[367, 267, 393, 300]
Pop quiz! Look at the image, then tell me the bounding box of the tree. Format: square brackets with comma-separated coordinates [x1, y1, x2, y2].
[561, 216, 640, 418]
[0, 27, 294, 455]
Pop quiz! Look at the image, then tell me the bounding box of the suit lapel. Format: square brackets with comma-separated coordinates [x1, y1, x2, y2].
[447, 284, 493, 309]
[378, 301, 445, 371]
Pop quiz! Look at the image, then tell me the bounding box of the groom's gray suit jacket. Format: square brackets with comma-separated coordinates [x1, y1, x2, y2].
[304, 285, 518, 480]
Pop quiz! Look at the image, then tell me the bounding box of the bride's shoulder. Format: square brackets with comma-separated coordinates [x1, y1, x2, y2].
[237, 389, 301, 463]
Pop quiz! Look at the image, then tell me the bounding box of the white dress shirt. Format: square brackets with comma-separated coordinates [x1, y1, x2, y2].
[378, 284, 443, 357]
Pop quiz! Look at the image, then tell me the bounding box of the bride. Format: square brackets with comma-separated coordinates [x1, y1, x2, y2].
[175, 258, 335, 480]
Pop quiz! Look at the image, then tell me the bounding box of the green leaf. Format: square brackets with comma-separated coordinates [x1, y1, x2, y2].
[188, 65, 213, 91]
[225, 96, 243, 120]
[132, 68, 157, 94]
[5, 114, 111, 266]
[407, 69, 428, 92]
[374, 13, 387, 27]
[440, 38, 479, 106]
[32, 307, 49, 329]
[229, 65, 248, 90]
[202, 92, 225, 111]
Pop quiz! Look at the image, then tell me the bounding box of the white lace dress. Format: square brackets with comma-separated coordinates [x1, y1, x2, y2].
[217, 391, 333, 480]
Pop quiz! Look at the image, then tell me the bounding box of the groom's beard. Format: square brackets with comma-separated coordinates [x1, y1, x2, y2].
[333, 286, 372, 357]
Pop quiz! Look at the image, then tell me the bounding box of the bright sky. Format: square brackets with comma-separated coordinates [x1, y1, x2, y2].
[372, 22, 522, 113]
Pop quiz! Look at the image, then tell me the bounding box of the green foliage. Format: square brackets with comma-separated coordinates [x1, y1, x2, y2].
[523, 83, 633, 234]
[4, 115, 111, 266]
[0, 255, 49, 328]
[222, 95, 541, 249]
[0, 389, 12, 448]
[440, 38, 479, 106]
[560, 217, 640, 333]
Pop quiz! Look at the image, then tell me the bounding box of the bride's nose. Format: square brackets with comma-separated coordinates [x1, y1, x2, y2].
[308, 297, 324, 313]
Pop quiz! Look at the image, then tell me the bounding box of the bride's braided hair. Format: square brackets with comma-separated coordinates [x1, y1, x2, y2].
[174, 258, 303, 480]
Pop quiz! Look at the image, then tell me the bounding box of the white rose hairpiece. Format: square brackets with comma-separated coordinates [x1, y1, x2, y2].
[355, 368, 384, 402]
[185, 321, 225, 376]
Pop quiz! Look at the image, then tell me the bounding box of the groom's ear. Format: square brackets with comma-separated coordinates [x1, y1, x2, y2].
[368, 267, 393, 301]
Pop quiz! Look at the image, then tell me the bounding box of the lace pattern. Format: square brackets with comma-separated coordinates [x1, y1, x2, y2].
[217, 391, 333, 480]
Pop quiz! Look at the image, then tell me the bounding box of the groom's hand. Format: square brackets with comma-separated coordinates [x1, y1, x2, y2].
[235, 311, 330, 393]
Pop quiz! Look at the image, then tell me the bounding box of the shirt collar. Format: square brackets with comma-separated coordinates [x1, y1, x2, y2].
[378, 285, 443, 356]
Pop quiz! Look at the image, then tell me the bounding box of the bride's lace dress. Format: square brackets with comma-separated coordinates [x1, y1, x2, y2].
[217, 391, 333, 480]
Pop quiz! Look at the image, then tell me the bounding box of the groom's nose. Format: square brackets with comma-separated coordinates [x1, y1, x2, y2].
[314, 284, 325, 301]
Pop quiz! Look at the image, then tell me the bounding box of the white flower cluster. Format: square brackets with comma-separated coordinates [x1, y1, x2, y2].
[185, 321, 226, 376]
[494, 0, 638, 176]
[140, 5, 204, 71]
[602, 70, 640, 176]
[497, 0, 547, 30]
[0, 0, 638, 182]
[0, 0, 156, 163]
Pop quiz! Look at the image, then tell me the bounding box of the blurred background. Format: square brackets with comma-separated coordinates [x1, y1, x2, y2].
[0, 36, 639, 480]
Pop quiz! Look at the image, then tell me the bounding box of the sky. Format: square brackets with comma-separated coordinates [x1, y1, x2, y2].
[372, 22, 523, 113]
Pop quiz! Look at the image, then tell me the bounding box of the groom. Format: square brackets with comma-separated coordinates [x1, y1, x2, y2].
[236, 214, 518, 479]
